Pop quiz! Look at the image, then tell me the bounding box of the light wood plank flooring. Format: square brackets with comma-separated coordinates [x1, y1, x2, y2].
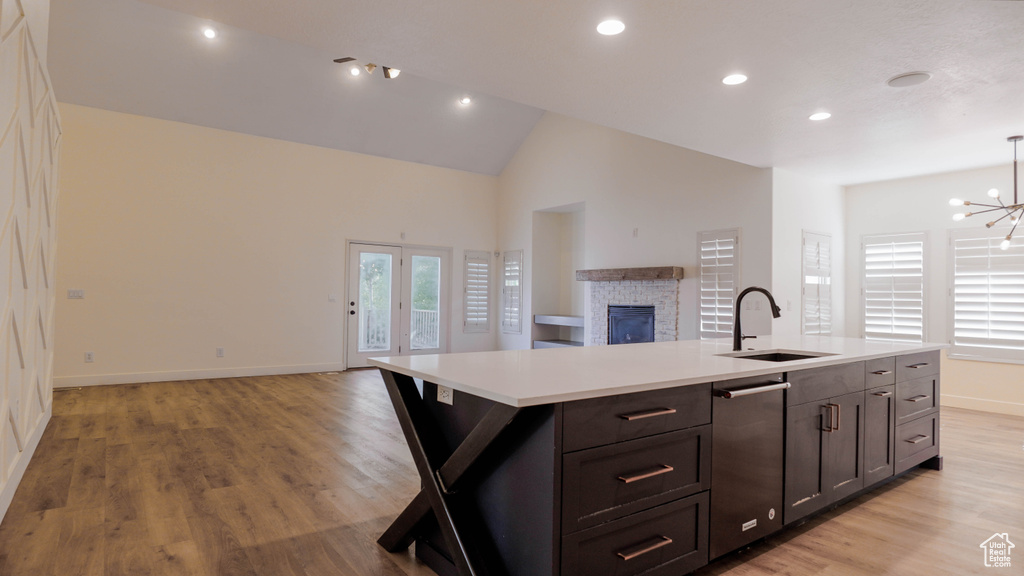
[0, 370, 1021, 575]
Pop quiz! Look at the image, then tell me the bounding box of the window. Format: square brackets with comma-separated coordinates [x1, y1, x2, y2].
[501, 250, 523, 334]
[802, 231, 832, 335]
[699, 229, 740, 339]
[463, 250, 491, 333]
[862, 233, 925, 343]
[949, 230, 1024, 362]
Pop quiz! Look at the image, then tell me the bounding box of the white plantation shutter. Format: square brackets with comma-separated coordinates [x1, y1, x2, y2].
[463, 251, 491, 333]
[863, 233, 925, 343]
[501, 250, 523, 334]
[699, 229, 740, 339]
[950, 230, 1024, 362]
[802, 232, 832, 335]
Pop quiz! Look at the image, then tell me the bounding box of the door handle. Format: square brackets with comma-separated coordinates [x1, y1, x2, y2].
[350, 310, 356, 315]
[907, 362, 930, 369]
[906, 434, 930, 444]
[873, 391, 893, 397]
[716, 382, 791, 399]
[617, 536, 673, 561]
[872, 370, 892, 375]
[907, 394, 930, 403]
[823, 404, 834, 432]
[618, 465, 674, 484]
[825, 403, 840, 432]
[619, 408, 677, 421]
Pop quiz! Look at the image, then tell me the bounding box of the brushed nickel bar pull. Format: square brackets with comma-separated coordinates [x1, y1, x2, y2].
[907, 394, 930, 403]
[617, 536, 673, 561]
[907, 362, 930, 369]
[906, 434, 930, 444]
[620, 408, 676, 421]
[618, 465, 674, 484]
[823, 404, 834, 432]
[873, 391, 893, 397]
[717, 382, 791, 399]
[872, 370, 893, 375]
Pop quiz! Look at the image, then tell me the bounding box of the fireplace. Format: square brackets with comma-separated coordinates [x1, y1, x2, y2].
[608, 305, 656, 345]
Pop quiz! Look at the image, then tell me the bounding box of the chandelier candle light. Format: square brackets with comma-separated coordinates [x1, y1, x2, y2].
[950, 135, 1023, 251]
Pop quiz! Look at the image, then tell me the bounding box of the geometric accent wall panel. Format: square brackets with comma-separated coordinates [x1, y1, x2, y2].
[0, 1, 60, 505]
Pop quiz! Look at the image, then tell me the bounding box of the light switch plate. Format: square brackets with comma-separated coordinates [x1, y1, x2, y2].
[437, 385, 453, 405]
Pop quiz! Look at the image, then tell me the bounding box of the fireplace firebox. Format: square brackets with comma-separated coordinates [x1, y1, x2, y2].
[608, 305, 655, 345]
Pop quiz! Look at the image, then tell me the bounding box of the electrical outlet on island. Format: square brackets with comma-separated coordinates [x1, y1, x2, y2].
[437, 385, 454, 405]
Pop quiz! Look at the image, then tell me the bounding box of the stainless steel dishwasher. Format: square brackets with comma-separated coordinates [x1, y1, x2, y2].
[709, 373, 790, 559]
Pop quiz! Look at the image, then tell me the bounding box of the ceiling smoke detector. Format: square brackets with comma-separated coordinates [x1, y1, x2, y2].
[887, 72, 931, 88]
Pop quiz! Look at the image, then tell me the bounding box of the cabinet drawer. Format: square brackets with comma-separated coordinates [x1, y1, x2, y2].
[561, 491, 709, 576]
[896, 414, 940, 473]
[562, 425, 710, 533]
[896, 351, 939, 381]
[787, 362, 866, 406]
[865, 357, 896, 388]
[562, 383, 711, 452]
[896, 375, 939, 425]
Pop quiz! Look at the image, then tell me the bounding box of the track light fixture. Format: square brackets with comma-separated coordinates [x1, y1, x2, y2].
[334, 57, 400, 79]
[950, 135, 1023, 250]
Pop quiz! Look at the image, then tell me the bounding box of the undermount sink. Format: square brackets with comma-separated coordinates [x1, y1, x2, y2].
[716, 349, 837, 362]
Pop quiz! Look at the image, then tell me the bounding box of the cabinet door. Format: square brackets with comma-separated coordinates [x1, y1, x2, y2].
[827, 391, 865, 503]
[784, 401, 829, 524]
[864, 385, 895, 486]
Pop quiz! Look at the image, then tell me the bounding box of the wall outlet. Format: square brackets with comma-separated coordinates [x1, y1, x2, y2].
[437, 385, 454, 405]
[216, 347, 224, 358]
[67, 289, 85, 299]
[84, 352, 95, 363]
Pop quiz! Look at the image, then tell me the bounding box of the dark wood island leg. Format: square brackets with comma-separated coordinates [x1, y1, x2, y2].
[377, 369, 525, 576]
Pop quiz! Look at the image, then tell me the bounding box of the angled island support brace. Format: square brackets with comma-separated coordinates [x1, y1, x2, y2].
[377, 369, 525, 576]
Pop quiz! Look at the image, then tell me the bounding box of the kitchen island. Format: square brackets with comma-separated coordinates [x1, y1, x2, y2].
[370, 335, 945, 576]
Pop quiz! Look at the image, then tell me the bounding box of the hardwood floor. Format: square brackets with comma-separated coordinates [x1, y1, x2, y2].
[0, 370, 1021, 575]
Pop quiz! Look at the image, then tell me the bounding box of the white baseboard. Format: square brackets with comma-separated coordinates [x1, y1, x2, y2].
[942, 394, 1024, 417]
[0, 405, 51, 523]
[53, 362, 349, 388]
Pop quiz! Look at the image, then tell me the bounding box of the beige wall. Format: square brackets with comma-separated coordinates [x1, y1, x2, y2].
[54, 104, 499, 386]
[771, 169, 846, 338]
[846, 165, 1024, 416]
[497, 112, 774, 350]
[1, 0, 59, 520]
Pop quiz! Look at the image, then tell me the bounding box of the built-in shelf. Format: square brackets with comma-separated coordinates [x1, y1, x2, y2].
[534, 314, 585, 328]
[576, 266, 684, 282]
[533, 339, 584, 349]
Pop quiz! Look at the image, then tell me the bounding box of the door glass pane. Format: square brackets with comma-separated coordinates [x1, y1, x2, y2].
[410, 255, 441, 350]
[358, 252, 393, 352]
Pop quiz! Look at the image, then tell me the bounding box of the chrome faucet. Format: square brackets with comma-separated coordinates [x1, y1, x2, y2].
[733, 286, 782, 351]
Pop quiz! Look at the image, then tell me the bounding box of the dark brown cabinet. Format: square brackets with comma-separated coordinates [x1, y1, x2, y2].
[864, 384, 896, 485]
[784, 390, 865, 524]
[894, 351, 941, 473]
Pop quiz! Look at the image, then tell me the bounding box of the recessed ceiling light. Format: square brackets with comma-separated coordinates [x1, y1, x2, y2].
[887, 71, 931, 88]
[722, 74, 748, 85]
[459, 97, 472, 106]
[202, 27, 217, 39]
[350, 67, 361, 76]
[597, 19, 625, 35]
[809, 112, 832, 121]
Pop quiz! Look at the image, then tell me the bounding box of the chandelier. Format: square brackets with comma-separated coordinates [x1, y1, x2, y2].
[949, 135, 1023, 250]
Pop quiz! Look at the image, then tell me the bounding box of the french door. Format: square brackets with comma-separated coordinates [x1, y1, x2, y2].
[346, 243, 449, 368]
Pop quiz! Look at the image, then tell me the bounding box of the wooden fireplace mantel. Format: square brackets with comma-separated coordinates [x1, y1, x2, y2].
[575, 266, 684, 282]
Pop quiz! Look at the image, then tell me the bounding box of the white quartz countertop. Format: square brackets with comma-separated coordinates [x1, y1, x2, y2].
[369, 336, 947, 407]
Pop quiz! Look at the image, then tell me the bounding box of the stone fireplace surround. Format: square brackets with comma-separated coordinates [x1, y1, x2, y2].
[577, 267, 683, 346]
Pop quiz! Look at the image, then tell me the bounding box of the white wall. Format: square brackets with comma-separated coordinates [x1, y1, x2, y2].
[1, 0, 58, 521]
[497, 112, 774, 350]
[772, 169, 846, 338]
[846, 165, 1024, 416]
[53, 104, 499, 386]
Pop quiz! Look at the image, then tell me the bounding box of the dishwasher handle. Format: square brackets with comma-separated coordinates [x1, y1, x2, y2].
[716, 382, 791, 399]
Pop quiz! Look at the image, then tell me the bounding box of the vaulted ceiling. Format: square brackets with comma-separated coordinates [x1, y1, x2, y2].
[49, 0, 1024, 183]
